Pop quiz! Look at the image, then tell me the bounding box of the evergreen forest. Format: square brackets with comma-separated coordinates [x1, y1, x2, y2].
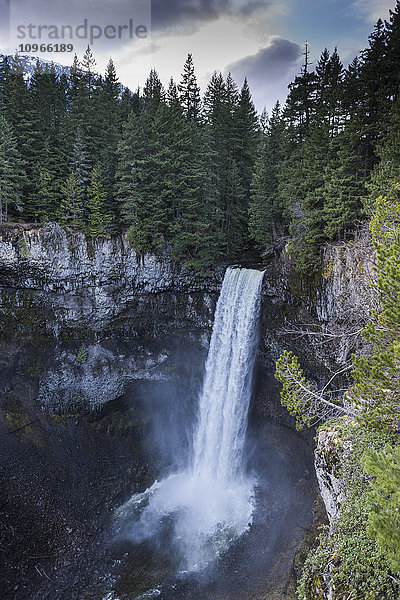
[1, 4, 400, 272]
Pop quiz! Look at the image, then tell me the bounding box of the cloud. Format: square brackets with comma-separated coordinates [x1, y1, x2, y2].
[226, 36, 300, 81]
[225, 37, 301, 111]
[0, 0, 10, 49]
[151, 0, 272, 34]
[350, 0, 394, 24]
[236, 0, 272, 17]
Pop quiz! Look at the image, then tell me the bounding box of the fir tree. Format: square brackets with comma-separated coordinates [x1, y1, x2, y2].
[59, 172, 85, 231]
[284, 42, 318, 142]
[349, 188, 400, 432]
[116, 109, 170, 251]
[178, 54, 201, 124]
[143, 68, 165, 114]
[81, 45, 97, 98]
[87, 164, 111, 237]
[323, 131, 366, 240]
[0, 55, 11, 112]
[363, 445, 400, 573]
[234, 77, 259, 193]
[70, 127, 91, 201]
[249, 101, 284, 252]
[369, 95, 400, 204]
[35, 167, 56, 222]
[0, 115, 26, 224]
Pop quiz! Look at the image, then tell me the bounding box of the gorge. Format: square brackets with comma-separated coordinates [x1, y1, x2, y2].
[0, 223, 376, 599]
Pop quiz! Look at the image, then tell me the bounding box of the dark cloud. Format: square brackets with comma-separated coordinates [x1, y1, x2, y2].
[236, 0, 270, 17]
[225, 38, 301, 111]
[226, 38, 300, 81]
[151, 0, 271, 33]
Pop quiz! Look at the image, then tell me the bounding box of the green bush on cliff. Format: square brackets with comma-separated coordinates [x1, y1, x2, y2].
[349, 193, 400, 433]
[363, 445, 400, 573]
[76, 344, 88, 364]
[298, 421, 399, 600]
[276, 182, 400, 598]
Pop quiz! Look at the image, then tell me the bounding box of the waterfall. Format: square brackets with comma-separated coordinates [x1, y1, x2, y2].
[115, 267, 265, 572]
[193, 267, 265, 482]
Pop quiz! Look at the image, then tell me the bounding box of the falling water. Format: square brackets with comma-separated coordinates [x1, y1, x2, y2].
[115, 267, 265, 572]
[193, 267, 265, 482]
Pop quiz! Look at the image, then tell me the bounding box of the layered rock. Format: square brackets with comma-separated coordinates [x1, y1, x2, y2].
[0, 222, 221, 337]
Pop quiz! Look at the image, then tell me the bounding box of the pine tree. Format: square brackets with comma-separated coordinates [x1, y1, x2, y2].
[143, 68, 165, 114]
[6, 55, 30, 160]
[178, 53, 201, 124]
[323, 131, 366, 240]
[284, 42, 318, 142]
[59, 172, 85, 230]
[167, 77, 179, 107]
[203, 71, 248, 257]
[120, 86, 140, 121]
[81, 45, 97, 99]
[87, 164, 111, 237]
[116, 109, 171, 251]
[358, 19, 388, 175]
[164, 96, 223, 268]
[384, 2, 400, 103]
[363, 445, 400, 573]
[69, 47, 100, 162]
[95, 59, 121, 234]
[281, 46, 346, 274]
[275, 350, 350, 429]
[68, 54, 85, 131]
[0, 115, 26, 224]
[349, 188, 400, 432]
[234, 78, 259, 193]
[0, 55, 11, 112]
[369, 95, 400, 204]
[98, 58, 120, 132]
[249, 101, 284, 252]
[70, 127, 90, 203]
[35, 167, 55, 222]
[278, 45, 319, 270]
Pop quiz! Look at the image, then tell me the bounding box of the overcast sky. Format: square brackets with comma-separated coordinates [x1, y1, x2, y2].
[0, 0, 397, 112]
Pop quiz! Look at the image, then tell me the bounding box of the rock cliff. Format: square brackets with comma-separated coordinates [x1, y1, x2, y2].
[0, 222, 221, 337]
[0, 223, 221, 411]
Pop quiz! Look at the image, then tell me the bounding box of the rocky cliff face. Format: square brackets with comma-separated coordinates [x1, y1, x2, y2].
[314, 425, 348, 523]
[0, 222, 221, 337]
[0, 223, 222, 411]
[253, 226, 377, 427]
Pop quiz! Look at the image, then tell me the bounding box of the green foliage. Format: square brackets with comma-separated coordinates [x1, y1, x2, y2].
[178, 53, 201, 124]
[298, 421, 399, 600]
[76, 344, 88, 364]
[275, 351, 317, 429]
[126, 222, 151, 254]
[274, 350, 348, 429]
[249, 101, 283, 253]
[70, 127, 90, 192]
[1, 13, 400, 266]
[363, 445, 400, 573]
[87, 164, 112, 237]
[0, 114, 26, 223]
[59, 172, 85, 231]
[116, 107, 171, 251]
[349, 193, 400, 432]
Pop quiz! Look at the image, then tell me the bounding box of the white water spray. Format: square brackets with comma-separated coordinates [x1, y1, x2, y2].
[116, 267, 265, 571]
